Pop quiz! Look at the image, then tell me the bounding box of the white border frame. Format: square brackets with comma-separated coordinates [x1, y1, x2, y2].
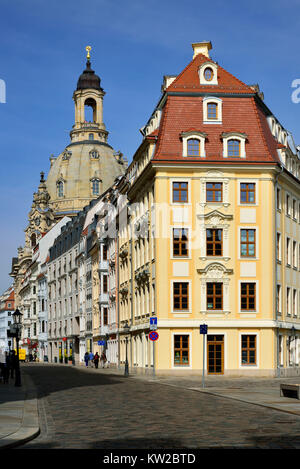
[238, 280, 259, 314]
[172, 331, 192, 369]
[203, 96, 222, 124]
[239, 332, 259, 369]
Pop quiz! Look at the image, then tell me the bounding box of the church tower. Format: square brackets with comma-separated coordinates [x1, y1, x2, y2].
[46, 46, 127, 218]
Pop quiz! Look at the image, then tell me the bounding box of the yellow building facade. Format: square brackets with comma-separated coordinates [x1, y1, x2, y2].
[117, 42, 300, 377]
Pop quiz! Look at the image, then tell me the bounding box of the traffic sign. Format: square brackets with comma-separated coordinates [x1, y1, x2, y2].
[149, 331, 159, 341]
[200, 324, 208, 335]
[150, 317, 157, 330]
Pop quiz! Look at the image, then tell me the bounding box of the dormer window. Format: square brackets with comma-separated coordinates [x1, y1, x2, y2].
[203, 97, 222, 124]
[222, 132, 247, 158]
[181, 131, 207, 157]
[199, 61, 218, 85]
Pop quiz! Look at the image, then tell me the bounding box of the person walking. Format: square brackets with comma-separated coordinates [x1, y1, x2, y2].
[93, 352, 99, 369]
[100, 351, 107, 368]
[89, 351, 94, 368]
[84, 352, 89, 367]
[10, 350, 16, 379]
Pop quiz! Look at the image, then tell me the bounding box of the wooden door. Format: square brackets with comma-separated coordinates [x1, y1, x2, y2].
[207, 335, 224, 375]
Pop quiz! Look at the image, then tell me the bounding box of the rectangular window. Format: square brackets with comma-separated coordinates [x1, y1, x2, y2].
[293, 289, 297, 316]
[276, 188, 281, 210]
[103, 245, 107, 261]
[292, 199, 296, 219]
[241, 283, 256, 310]
[206, 182, 222, 202]
[103, 307, 108, 325]
[103, 275, 108, 293]
[277, 285, 282, 314]
[240, 229, 256, 257]
[241, 335, 256, 365]
[206, 229, 222, 256]
[172, 182, 188, 203]
[277, 233, 281, 261]
[174, 335, 189, 366]
[173, 228, 189, 257]
[287, 237, 291, 265]
[293, 241, 297, 268]
[240, 183, 256, 204]
[173, 282, 189, 310]
[207, 102, 217, 119]
[287, 287, 291, 315]
[207, 283, 223, 310]
[286, 194, 290, 216]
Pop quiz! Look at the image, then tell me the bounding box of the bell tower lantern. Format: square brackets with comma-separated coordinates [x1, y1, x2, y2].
[70, 46, 108, 143]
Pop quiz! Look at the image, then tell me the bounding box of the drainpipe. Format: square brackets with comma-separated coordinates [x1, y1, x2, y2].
[274, 163, 284, 377]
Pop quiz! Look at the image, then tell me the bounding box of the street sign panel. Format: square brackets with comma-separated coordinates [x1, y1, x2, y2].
[200, 324, 208, 335]
[149, 331, 159, 341]
[98, 340, 106, 346]
[150, 317, 157, 330]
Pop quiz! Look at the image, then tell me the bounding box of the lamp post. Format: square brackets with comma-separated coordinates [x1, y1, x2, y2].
[124, 321, 130, 376]
[12, 308, 23, 387]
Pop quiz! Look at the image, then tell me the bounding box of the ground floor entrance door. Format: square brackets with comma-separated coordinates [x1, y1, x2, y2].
[207, 335, 224, 375]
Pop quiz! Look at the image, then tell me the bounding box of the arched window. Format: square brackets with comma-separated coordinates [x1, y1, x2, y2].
[227, 139, 240, 157]
[89, 133, 94, 141]
[57, 181, 64, 197]
[31, 233, 37, 248]
[187, 138, 200, 156]
[92, 179, 100, 195]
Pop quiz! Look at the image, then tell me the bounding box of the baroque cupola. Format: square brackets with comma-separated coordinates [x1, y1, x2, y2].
[70, 45, 108, 144]
[45, 46, 127, 219]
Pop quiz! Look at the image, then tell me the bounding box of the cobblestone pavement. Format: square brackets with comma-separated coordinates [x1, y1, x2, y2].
[19, 364, 300, 450]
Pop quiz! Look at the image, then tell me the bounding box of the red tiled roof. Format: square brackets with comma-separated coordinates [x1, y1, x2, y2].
[166, 53, 254, 94]
[151, 53, 280, 164]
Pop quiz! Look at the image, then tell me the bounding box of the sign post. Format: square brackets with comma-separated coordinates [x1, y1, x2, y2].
[200, 324, 208, 388]
[149, 326, 158, 377]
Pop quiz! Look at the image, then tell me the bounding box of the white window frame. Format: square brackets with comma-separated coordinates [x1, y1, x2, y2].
[181, 131, 206, 157]
[172, 332, 192, 369]
[203, 97, 222, 124]
[239, 332, 259, 369]
[171, 279, 191, 315]
[198, 61, 218, 85]
[239, 280, 259, 314]
[238, 226, 259, 260]
[222, 133, 247, 158]
[238, 179, 258, 206]
[170, 225, 191, 260]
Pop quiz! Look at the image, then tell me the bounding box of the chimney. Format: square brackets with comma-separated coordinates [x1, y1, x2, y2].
[192, 41, 212, 59]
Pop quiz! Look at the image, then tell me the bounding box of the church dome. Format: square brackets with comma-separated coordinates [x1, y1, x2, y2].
[46, 141, 126, 218]
[77, 60, 102, 91]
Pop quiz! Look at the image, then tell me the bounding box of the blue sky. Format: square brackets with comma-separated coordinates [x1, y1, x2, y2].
[0, 0, 299, 292]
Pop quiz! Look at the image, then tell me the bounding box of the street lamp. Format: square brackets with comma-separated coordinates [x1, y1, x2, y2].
[123, 320, 130, 376]
[12, 308, 23, 387]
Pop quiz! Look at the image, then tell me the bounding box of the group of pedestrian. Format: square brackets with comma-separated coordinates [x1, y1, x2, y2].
[84, 350, 107, 369]
[0, 350, 17, 384]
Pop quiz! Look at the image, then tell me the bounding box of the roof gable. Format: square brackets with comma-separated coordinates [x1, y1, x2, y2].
[166, 53, 255, 95]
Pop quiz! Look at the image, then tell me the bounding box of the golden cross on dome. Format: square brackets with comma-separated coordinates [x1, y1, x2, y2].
[86, 46, 92, 60]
